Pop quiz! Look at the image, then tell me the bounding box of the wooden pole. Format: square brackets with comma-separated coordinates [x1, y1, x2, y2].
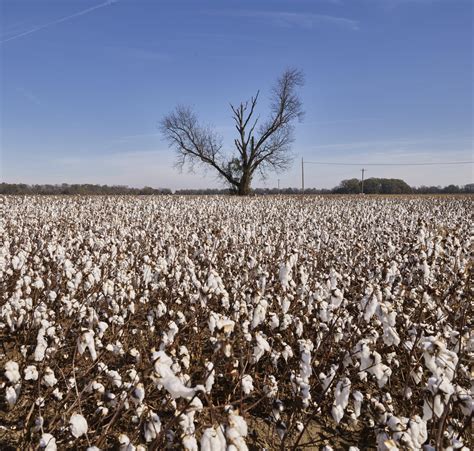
[301, 158, 305, 194]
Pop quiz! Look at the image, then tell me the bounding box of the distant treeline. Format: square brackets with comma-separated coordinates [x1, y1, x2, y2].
[0, 183, 172, 195]
[1, 180, 472, 195]
[333, 178, 473, 195]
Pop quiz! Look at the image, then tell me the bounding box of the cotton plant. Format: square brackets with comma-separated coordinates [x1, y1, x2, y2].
[152, 350, 204, 399]
[295, 339, 313, 407]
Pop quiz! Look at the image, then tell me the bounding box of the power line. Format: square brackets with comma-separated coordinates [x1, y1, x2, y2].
[303, 161, 473, 166]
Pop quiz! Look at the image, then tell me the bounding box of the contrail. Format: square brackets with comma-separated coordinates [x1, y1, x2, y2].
[0, 0, 118, 44]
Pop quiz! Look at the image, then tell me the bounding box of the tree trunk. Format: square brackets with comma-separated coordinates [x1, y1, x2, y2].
[237, 171, 252, 195]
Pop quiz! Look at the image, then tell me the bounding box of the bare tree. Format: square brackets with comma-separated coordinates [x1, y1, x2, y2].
[160, 68, 304, 195]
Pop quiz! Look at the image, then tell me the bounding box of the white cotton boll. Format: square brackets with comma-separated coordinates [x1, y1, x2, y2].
[362, 295, 378, 322]
[294, 318, 304, 337]
[455, 387, 473, 417]
[297, 339, 314, 407]
[118, 434, 131, 450]
[33, 277, 45, 290]
[241, 375, 254, 395]
[382, 324, 401, 347]
[320, 365, 337, 391]
[331, 405, 344, 424]
[143, 412, 161, 443]
[387, 415, 404, 432]
[6, 385, 19, 406]
[34, 328, 48, 362]
[422, 395, 441, 422]
[97, 321, 109, 338]
[280, 314, 292, 331]
[422, 337, 458, 382]
[353, 391, 363, 418]
[11, 255, 21, 270]
[268, 313, 280, 330]
[24, 365, 39, 381]
[279, 262, 292, 290]
[106, 370, 122, 388]
[208, 312, 235, 335]
[223, 343, 232, 357]
[77, 329, 97, 361]
[89, 380, 105, 393]
[271, 351, 281, 367]
[251, 299, 268, 329]
[214, 314, 235, 335]
[205, 362, 215, 394]
[252, 333, 270, 363]
[96, 406, 109, 417]
[161, 320, 179, 347]
[433, 394, 445, 418]
[208, 314, 217, 334]
[281, 344, 293, 362]
[200, 426, 227, 451]
[86, 447, 101, 451]
[4, 360, 21, 383]
[131, 383, 145, 404]
[39, 433, 57, 451]
[281, 298, 291, 314]
[407, 415, 427, 449]
[52, 388, 63, 400]
[42, 368, 57, 387]
[69, 413, 88, 438]
[264, 376, 278, 398]
[153, 350, 203, 399]
[182, 435, 198, 451]
[330, 289, 344, 308]
[179, 346, 191, 369]
[226, 429, 248, 451]
[179, 412, 195, 435]
[331, 378, 351, 424]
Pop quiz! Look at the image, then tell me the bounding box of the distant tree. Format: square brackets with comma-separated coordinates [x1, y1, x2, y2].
[160, 68, 304, 195]
[464, 183, 474, 193]
[443, 184, 460, 194]
[380, 178, 412, 194]
[333, 178, 361, 194]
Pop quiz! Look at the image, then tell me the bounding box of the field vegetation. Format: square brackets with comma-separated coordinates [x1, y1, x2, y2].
[0, 195, 472, 450]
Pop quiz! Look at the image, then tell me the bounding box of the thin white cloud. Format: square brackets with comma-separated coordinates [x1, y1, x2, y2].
[213, 10, 359, 31]
[0, 0, 118, 44]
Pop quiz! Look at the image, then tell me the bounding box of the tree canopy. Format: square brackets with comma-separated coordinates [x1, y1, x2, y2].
[160, 68, 304, 195]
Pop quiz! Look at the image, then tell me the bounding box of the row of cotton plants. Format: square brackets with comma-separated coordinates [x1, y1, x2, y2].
[0, 195, 472, 450]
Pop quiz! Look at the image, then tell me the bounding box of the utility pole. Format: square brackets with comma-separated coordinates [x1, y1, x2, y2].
[277, 179, 280, 192]
[301, 158, 305, 194]
[361, 168, 365, 194]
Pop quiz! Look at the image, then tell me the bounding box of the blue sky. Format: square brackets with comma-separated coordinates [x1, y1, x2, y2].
[1, 0, 472, 189]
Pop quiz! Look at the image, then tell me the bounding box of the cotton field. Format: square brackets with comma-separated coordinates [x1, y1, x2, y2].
[0, 195, 472, 450]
